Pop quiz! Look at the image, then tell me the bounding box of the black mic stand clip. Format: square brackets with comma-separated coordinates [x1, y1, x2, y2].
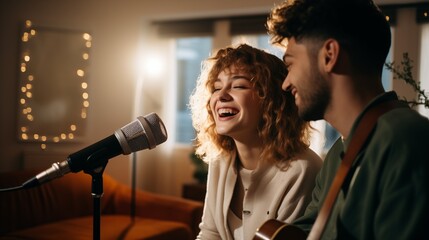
[82, 149, 110, 240]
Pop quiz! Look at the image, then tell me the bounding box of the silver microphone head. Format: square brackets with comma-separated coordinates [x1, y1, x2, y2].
[114, 113, 168, 154]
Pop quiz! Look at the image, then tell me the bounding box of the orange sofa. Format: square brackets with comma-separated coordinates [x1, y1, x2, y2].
[0, 169, 203, 240]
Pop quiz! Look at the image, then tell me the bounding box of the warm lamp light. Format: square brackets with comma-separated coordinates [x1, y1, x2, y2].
[136, 51, 164, 78]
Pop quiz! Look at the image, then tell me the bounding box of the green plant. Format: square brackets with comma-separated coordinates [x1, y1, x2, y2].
[385, 52, 429, 109]
[190, 151, 208, 184]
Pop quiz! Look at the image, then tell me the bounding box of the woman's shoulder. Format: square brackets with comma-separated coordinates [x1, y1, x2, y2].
[207, 152, 236, 172]
[296, 148, 322, 164]
[289, 148, 323, 172]
[270, 148, 322, 185]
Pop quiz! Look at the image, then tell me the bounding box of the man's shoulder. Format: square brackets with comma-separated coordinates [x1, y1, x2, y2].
[370, 108, 429, 164]
[378, 108, 429, 137]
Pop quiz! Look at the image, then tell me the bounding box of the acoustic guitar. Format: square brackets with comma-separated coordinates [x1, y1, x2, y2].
[253, 219, 307, 240]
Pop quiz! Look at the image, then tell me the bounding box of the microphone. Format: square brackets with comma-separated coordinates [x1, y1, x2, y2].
[23, 112, 168, 189]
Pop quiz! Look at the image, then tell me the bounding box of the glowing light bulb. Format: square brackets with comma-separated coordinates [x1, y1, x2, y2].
[77, 69, 85, 77]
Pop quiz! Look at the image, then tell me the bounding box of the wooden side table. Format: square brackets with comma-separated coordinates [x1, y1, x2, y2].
[182, 183, 206, 202]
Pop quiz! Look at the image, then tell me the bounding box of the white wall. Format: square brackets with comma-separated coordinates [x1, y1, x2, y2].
[0, 0, 426, 197]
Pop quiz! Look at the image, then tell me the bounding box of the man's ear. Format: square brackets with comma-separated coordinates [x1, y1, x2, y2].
[321, 39, 340, 73]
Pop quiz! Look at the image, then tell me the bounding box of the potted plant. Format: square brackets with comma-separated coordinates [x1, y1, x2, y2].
[190, 151, 208, 184]
[385, 52, 429, 109]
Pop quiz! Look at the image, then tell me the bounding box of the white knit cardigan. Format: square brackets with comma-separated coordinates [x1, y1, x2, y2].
[196, 148, 322, 240]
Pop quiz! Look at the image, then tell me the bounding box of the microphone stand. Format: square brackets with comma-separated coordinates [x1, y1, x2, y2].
[131, 152, 136, 221]
[83, 151, 110, 240]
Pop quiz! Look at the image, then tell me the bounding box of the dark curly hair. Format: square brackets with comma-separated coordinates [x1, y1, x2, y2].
[267, 0, 391, 75]
[190, 44, 310, 167]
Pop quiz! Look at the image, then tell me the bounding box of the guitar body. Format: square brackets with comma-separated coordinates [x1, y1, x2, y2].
[253, 219, 307, 240]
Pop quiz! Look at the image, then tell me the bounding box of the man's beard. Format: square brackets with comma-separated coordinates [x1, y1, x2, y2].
[298, 69, 330, 121]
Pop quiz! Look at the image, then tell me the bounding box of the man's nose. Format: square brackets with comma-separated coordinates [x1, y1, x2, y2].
[282, 76, 291, 92]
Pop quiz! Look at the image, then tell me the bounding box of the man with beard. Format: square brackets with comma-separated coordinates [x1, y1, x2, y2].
[264, 0, 429, 239]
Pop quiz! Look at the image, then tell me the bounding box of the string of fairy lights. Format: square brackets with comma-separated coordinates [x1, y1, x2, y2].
[19, 20, 92, 150]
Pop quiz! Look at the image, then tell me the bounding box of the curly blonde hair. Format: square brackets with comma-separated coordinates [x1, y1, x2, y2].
[189, 44, 309, 167]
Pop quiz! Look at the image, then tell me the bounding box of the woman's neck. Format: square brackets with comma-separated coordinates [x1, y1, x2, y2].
[234, 139, 262, 170]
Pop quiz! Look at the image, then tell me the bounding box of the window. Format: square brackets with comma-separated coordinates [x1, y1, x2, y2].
[418, 23, 429, 118]
[382, 27, 395, 91]
[175, 37, 212, 143]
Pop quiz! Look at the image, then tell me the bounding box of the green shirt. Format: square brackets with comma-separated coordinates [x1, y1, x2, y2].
[293, 92, 429, 239]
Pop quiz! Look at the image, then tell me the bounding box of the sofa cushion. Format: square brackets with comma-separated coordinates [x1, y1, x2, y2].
[1, 215, 192, 240]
